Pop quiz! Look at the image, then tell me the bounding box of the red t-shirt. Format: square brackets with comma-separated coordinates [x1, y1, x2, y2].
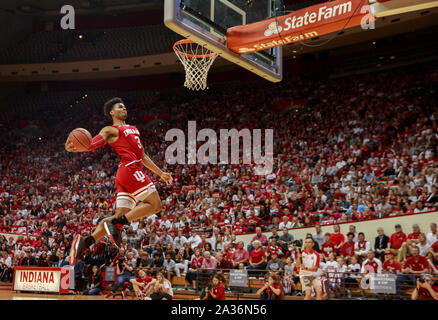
[431, 240, 438, 253]
[340, 242, 355, 257]
[250, 248, 266, 264]
[382, 260, 401, 273]
[266, 283, 283, 300]
[418, 285, 438, 300]
[321, 242, 336, 258]
[403, 256, 429, 272]
[330, 233, 345, 246]
[211, 282, 226, 300]
[136, 276, 153, 291]
[408, 232, 421, 240]
[389, 232, 407, 249]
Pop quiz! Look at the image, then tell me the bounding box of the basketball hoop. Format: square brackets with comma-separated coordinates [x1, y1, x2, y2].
[173, 39, 218, 91]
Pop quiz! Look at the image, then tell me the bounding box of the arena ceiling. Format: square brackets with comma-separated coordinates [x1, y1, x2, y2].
[0, 0, 163, 16]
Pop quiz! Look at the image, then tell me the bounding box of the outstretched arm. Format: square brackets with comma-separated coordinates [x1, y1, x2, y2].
[142, 149, 173, 186]
[65, 126, 118, 152]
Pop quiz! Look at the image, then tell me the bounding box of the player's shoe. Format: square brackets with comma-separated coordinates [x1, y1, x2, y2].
[69, 234, 87, 266]
[103, 220, 121, 249]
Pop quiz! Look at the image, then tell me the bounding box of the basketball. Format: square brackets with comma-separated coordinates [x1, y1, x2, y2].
[68, 128, 92, 152]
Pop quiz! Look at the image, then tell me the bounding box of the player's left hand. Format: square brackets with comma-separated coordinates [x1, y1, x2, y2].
[159, 172, 173, 185]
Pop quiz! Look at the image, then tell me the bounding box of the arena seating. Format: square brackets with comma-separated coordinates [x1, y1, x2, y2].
[0, 25, 181, 65]
[0, 62, 437, 299]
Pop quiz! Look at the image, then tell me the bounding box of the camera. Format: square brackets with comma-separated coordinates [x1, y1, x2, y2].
[118, 256, 126, 264]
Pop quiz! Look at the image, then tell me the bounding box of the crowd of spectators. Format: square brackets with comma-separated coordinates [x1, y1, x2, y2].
[0, 62, 437, 299]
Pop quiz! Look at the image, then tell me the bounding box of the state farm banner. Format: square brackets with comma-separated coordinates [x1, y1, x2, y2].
[13, 267, 71, 294]
[227, 0, 373, 54]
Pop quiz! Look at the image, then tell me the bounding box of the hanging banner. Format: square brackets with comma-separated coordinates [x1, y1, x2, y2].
[227, 0, 373, 54]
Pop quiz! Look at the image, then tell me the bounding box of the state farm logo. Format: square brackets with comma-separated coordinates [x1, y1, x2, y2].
[264, 21, 282, 37]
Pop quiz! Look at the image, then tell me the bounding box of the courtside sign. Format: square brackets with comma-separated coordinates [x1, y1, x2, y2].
[227, 0, 374, 54]
[13, 267, 71, 294]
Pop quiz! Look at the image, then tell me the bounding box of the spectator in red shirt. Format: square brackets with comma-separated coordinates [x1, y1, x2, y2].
[388, 224, 407, 262]
[400, 224, 422, 261]
[382, 251, 401, 274]
[411, 275, 438, 300]
[202, 273, 226, 300]
[427, 240, 438, 267]
[257, 273, 283, 300]
[339, 232, 356, 263]
[230, 241, 249, 268]
[247, 240, 267, 271]
[330, 225, 345, 254]
[321, 233, 336, 261]
[396, 246, 430, 298]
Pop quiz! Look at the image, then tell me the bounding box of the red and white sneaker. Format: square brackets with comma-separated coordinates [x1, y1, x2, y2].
[68, 234, 87, 266]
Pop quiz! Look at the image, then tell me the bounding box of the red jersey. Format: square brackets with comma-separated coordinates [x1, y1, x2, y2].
[340, 242, 355, 257]
[321, 242, 336, 258]
[403, 256, 429, 272]
[389, 232, 407, 249]
[382, 260, 401, 273]
[109, 125, 143, 167]
[361, 258, 382, 274]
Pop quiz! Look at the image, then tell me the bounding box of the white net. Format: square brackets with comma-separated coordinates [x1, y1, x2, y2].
[173, 40, 218, 91]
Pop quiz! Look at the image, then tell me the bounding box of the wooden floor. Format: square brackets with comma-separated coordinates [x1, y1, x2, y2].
[0, 291, 110, 300]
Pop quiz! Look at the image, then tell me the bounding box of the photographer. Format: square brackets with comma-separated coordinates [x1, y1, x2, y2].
[110, 253, 135, 295]
[411, 275, 438, 300]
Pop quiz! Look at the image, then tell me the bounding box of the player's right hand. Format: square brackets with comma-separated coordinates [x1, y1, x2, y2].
[65, 140, 79, 152]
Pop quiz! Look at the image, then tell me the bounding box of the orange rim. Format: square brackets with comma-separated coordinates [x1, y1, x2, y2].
[173, 39, 218, 59]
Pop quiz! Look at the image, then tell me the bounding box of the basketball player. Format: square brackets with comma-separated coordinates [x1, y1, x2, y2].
[65, 97, 173, 265]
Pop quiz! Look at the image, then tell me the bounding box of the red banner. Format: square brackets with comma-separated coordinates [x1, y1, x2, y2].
[227, 0, 373, 54]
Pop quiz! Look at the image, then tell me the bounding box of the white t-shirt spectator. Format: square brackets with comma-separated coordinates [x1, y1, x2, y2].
[188, 234, 202, 248]
[417, 243, 430, 256]
[279, 221, 293, 230]
[414, 207, 428, 213]
[312, 233, 325, 248]
[426, 232, 438, 246]
[173, 236, 188, 251]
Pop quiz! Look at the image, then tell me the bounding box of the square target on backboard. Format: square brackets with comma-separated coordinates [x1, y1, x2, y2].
[164, 0, 283, 82]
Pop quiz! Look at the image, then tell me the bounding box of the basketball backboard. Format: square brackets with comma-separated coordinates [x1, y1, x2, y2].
[164, 0, 283, 82]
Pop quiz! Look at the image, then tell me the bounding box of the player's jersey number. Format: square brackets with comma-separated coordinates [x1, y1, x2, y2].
[134, 136, 142, 149]
[134, 170, 146, 182]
